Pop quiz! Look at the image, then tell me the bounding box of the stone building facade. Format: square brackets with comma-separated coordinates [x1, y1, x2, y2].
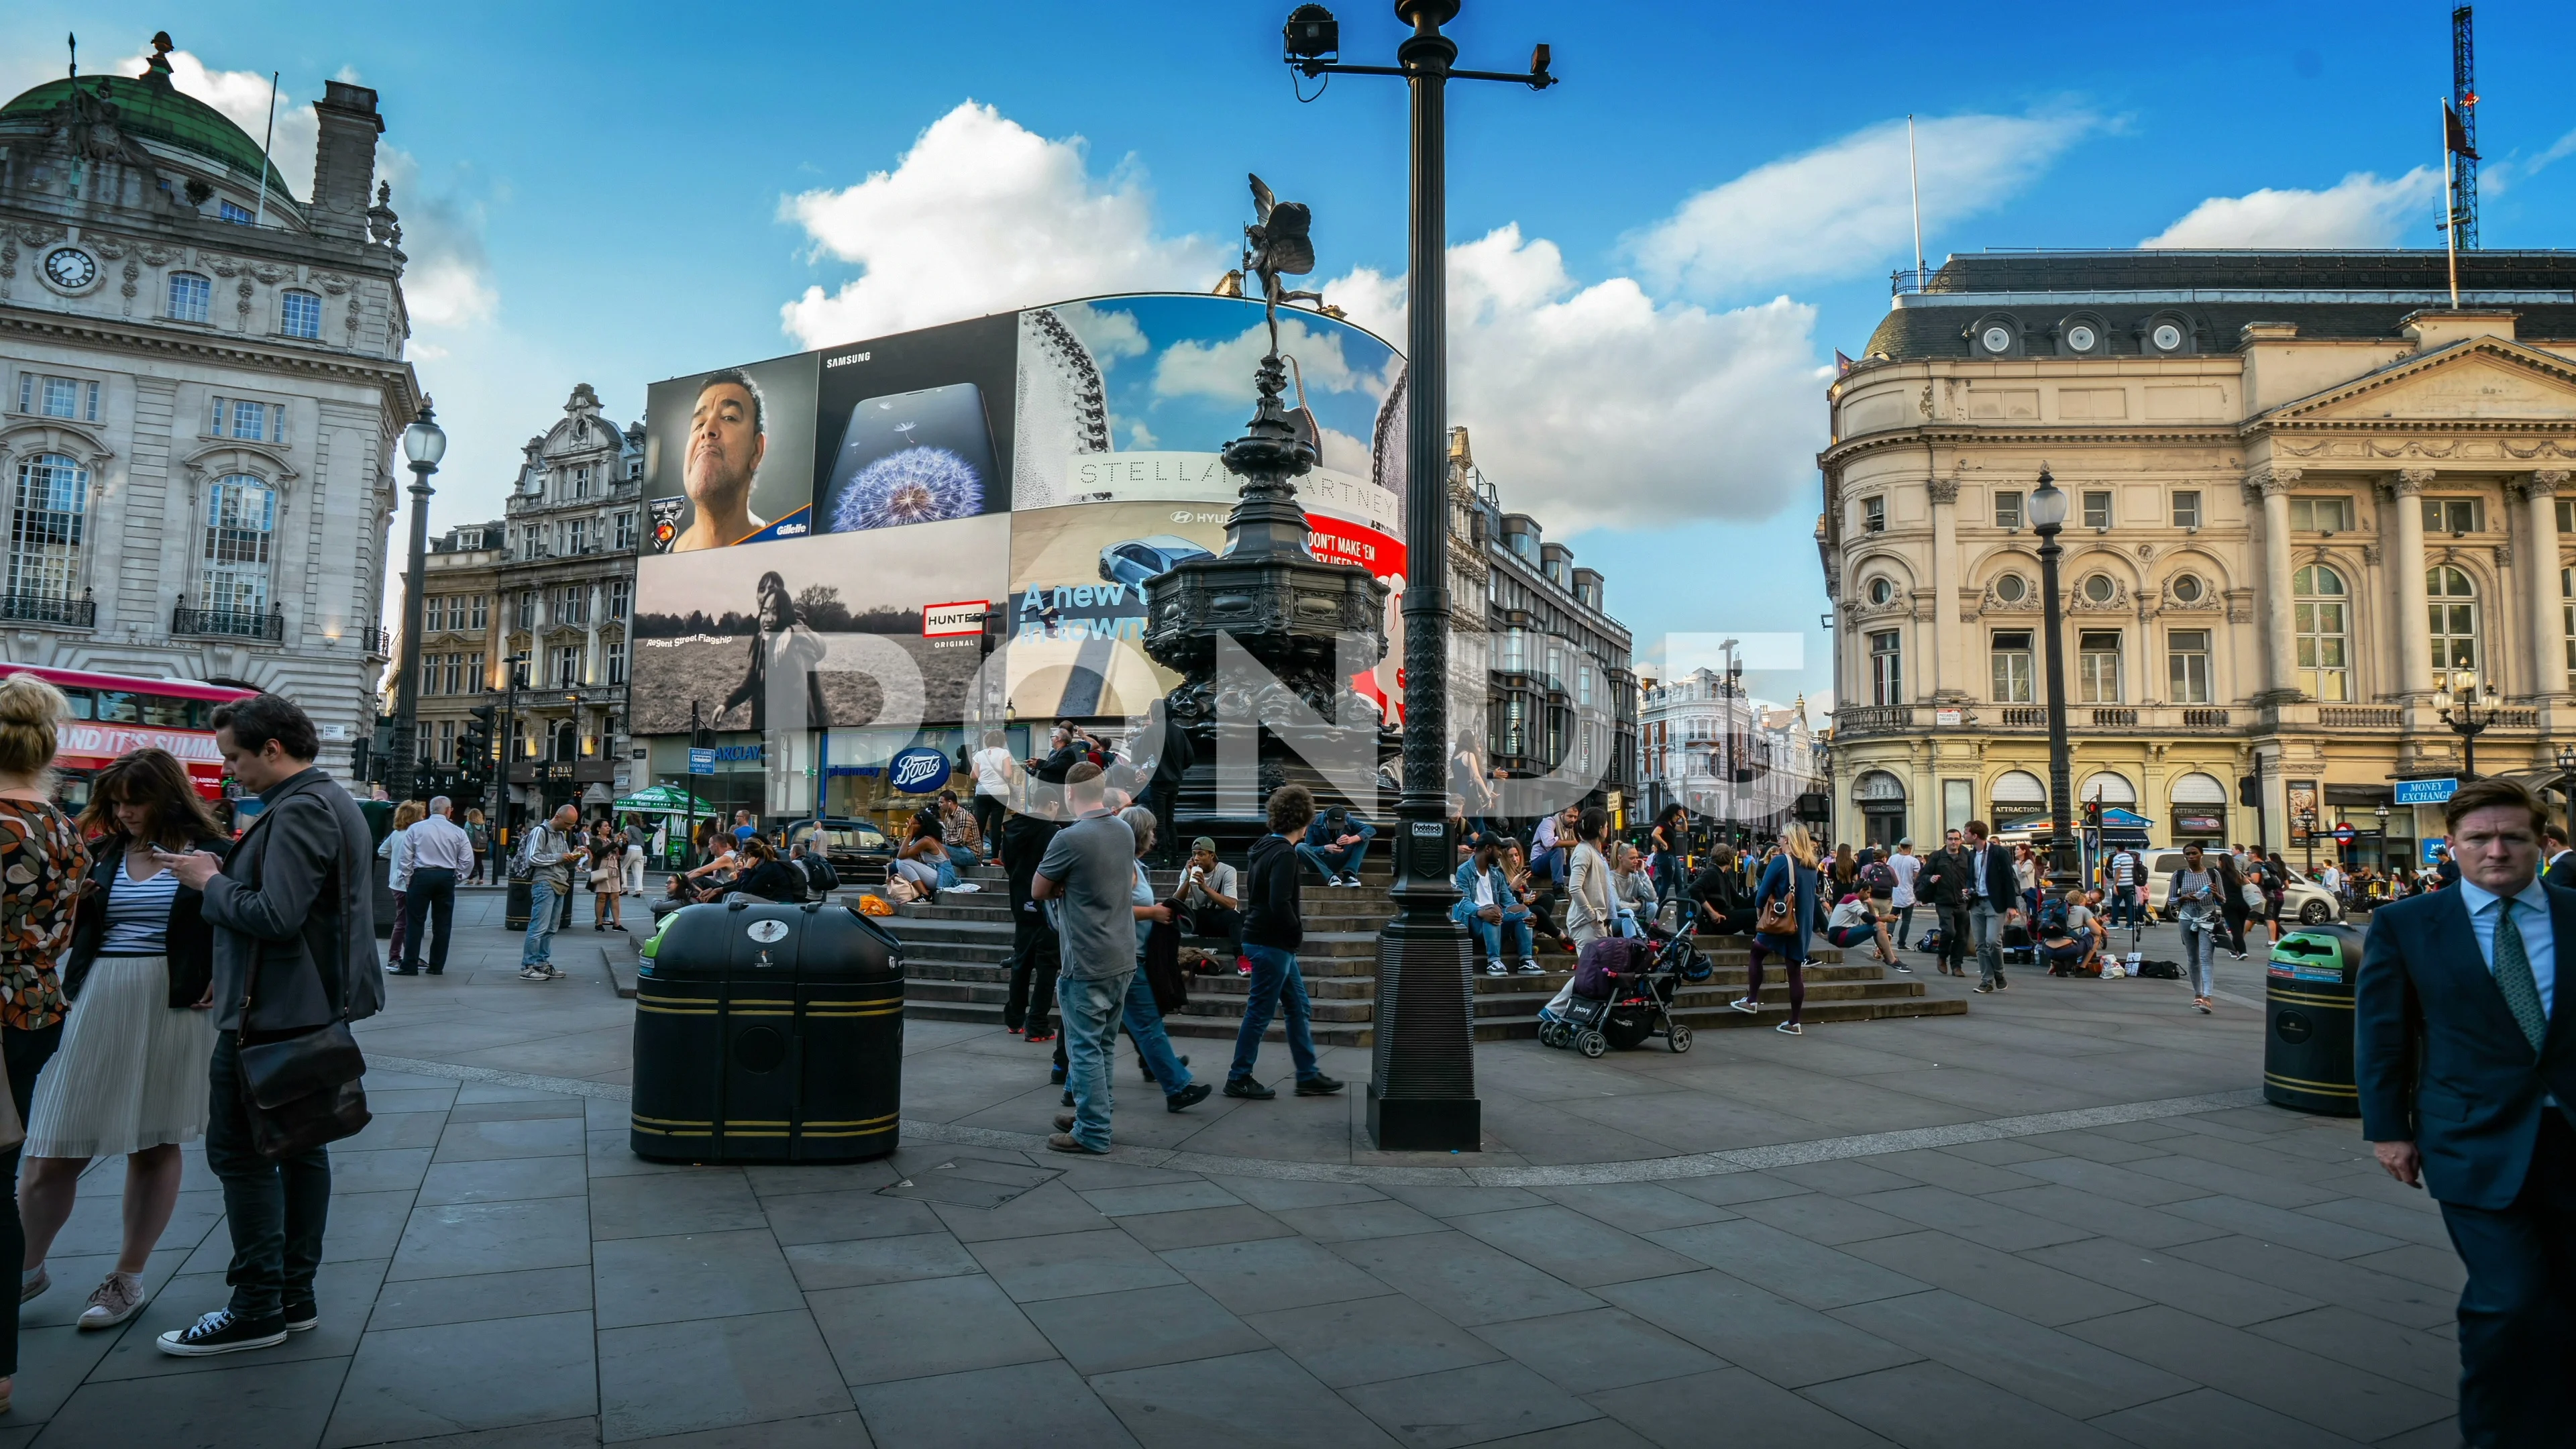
[1446, 427, 1638, 816]
[1640, 665, 1819, 842]
[1820, 250, 2576, 866]
[0, 48, 416, 775]
[494, 384, 643, 821]
[399, 519, 505, 808]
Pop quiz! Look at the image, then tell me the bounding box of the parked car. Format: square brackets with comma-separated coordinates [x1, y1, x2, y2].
[787, 817, 895, 883]
[1099, 535, 1214, 593]
[2144, 851, 2343, 924]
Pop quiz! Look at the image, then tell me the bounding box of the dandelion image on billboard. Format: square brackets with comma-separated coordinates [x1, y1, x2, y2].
[820, 382, 1000, 531]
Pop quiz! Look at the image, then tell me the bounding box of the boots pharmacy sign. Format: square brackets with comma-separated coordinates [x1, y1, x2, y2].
[885, 746, 952, 794]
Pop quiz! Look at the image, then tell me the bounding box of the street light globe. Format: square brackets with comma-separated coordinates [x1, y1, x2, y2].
[402, 400, 447, 467]
[2559, 743, 2575, 771]
[2025, 472, 2070, 531]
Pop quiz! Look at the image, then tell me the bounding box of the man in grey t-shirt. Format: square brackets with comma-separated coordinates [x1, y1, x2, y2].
[1033, 762, 1136, 1154]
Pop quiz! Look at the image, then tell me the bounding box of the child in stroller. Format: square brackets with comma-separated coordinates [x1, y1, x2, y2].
[1538, 916, 1702, 1057]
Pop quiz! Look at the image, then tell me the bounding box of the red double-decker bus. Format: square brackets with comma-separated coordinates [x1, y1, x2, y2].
[0, 664, 258, 806]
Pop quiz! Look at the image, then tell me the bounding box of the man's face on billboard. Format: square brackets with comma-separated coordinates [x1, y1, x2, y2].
[686, 382, 764, 515]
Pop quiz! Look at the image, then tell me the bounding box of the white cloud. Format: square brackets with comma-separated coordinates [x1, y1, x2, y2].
[2139, 168, 2440, 248]
[777, 102, 1832, 533]
[780, 101, 1226, 348]
[2484, 126, 2576, 197]
[1326, 226, 1826, 530]
[1151, 315, 1371, 404]
[1630, 110, 2098, 299]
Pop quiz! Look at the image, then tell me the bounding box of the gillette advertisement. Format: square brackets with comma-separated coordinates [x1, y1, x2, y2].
[637, 292, 1409, 729]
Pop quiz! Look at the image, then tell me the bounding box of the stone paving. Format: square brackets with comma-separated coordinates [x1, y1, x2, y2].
[0, 892, 2468, 1447]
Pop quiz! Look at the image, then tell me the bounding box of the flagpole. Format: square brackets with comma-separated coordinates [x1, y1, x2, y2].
[2442, 99, 2459, 309]
[252, 71, 279, 229]
[1907, 114, 1925, 289]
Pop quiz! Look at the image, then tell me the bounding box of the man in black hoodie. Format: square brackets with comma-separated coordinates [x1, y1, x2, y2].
[1226, 785, 1344, 1100]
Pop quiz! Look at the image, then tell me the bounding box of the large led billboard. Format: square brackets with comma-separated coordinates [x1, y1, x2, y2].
[632, 292, 1407, 818]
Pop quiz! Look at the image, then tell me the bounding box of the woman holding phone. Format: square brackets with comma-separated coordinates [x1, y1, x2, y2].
[0, 674, 91, 1409]
[18, 749, 226, 1331]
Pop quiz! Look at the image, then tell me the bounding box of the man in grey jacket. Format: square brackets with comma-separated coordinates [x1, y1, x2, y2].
[158, 694, 379, 1356]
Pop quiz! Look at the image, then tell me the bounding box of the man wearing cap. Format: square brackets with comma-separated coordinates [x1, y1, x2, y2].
[1178, 837, 1242, 965]
[1886, 838, 1922, 960]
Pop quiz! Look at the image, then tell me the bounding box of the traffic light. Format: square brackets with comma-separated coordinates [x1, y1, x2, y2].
[2082, 799, 2103, 830]
[2238, 774, 2261, 807]
[460, 706, 496, 796]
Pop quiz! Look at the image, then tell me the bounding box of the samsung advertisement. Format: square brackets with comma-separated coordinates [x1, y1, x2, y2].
[634, 292, 1408, 820]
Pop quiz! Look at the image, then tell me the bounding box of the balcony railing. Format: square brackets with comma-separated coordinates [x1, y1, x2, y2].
[1999, 706, 2048, 728]
[1832, 704, 1913, 735]
[172, 602, 284, 641]
[2180, 708, 2231, 729]
[0, 589, 95, 629]
[2318, 706, 2402, 729]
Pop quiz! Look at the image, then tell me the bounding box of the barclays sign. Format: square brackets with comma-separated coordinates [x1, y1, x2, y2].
[886, 746, 953, 795]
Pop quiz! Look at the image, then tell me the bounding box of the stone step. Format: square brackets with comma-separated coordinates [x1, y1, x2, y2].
[902, 987, 1967, 1046]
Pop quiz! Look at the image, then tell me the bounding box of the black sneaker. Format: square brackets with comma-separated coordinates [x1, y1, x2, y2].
[1294, 1074, 1345, 1096]
[1166, 1083, 1212, 1112]
[282, 1298, 318, 1333]
[156, 1307, 288, 1356]
[1223, 1077, 1275, 1100]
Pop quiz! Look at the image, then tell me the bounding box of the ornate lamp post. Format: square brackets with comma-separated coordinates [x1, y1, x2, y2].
[2433, 669, 2502, 777]
[1280, 0, 1555, 1152]
[2025, 468, 2079, 890]
[390, 399, 445, 802]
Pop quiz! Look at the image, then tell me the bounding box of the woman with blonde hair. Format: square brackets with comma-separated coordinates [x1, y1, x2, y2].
[379, 800, 425, 965]
[1735, 822, 1820, 1035]
[0, 672, 91, 1408]
[19, 749, 225, 1331]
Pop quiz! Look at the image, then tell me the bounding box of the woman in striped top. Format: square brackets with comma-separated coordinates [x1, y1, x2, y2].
[18, 749, 227, 1333]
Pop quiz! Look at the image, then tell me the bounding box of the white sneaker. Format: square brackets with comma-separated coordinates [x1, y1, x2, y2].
[519, 965, 552, 981]
[19, 1263, 47, 1303]
[1729, 998, 1760, 1014]
[1485, 962, 1508, 977]
[77, 1271, 145, 1330]
[1517, 960, 1546, 975]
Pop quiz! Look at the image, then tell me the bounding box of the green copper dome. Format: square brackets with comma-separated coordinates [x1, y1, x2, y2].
[0, 74, 297, 203]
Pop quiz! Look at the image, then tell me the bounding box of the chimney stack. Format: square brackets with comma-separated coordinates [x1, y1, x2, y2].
[309, 80, 382, 240]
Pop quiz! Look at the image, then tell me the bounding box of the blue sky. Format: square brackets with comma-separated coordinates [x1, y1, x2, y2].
[10, 0, 2575, 709]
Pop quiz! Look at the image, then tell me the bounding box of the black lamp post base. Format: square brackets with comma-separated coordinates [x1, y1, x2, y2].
[1368, 908, 1479, 1152]
[1368, 1086, 1480, 1152]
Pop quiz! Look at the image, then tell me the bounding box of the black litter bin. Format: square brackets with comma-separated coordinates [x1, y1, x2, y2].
[631, 899, 905, 1163]
[2265, 924, 2361, 1116]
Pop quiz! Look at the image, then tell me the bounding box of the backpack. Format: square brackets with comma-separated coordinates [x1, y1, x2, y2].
[1860, 860, 1896, 895]
[2037, 896, 2071, 936]
[801, 852, 841, 894]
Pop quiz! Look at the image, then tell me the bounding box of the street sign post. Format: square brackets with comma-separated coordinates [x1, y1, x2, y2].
[688, 747, 715, 776]
[2332, 823, 2357, 845]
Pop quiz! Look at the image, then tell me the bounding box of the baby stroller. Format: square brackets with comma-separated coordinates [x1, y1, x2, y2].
[1539, 914, 1701, 1057]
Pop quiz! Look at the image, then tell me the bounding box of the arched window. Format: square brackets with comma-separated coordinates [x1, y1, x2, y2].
[167, 271, 212, 324]
[2428, 565, 2479, 675]
[7, 453, 89, 604]
[203, 475, 278, 619]
[280, 288, 323, 339]
[2293, 564, 2349, 702]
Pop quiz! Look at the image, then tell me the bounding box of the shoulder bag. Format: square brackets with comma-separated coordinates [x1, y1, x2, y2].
[234, 848, 372, 1161]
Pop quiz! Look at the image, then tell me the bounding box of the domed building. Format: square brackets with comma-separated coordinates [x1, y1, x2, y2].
[0, 34, 417, 784]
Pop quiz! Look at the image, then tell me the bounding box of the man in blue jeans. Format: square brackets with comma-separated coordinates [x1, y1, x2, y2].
[1034, 763, 1155, 1152]
[519, 804, 584, 981]
[1231, 785, 1346, 1099]
[1297, 805, 1375, 887]
[1454, 837, 1539, 975]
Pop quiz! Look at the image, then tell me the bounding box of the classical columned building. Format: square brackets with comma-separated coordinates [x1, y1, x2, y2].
[0, 45, 416, 777]
[1820, 250, 2576, 866]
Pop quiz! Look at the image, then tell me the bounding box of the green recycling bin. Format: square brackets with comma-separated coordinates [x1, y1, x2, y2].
[2265, 924, 2361, 1116]
[631, 898, 906, 1162]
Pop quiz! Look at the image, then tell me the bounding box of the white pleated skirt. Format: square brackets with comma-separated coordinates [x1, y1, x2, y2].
[24, 956, 216, 1159]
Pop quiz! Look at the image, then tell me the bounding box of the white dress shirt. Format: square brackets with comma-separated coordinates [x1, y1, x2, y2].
[2455, 873, 2557, 1019]
[404, 813, 478, 877]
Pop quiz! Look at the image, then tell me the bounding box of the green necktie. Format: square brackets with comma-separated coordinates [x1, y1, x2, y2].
[2491, 901, 2550, 1056]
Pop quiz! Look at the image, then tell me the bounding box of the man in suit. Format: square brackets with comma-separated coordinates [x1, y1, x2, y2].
[1960, 820, 2021, 994]
[2359, 777, 2575, 1447]
[1915, 828, 1974, 977]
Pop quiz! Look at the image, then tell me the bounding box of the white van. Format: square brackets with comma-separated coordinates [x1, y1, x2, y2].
[2143, 851, 2342, 924]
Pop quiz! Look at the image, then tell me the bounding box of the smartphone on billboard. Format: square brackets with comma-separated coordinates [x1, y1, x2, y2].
[819, 383, 1000, 533]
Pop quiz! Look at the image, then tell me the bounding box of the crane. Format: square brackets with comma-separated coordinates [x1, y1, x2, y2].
[2452, 5, 2478, 251]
